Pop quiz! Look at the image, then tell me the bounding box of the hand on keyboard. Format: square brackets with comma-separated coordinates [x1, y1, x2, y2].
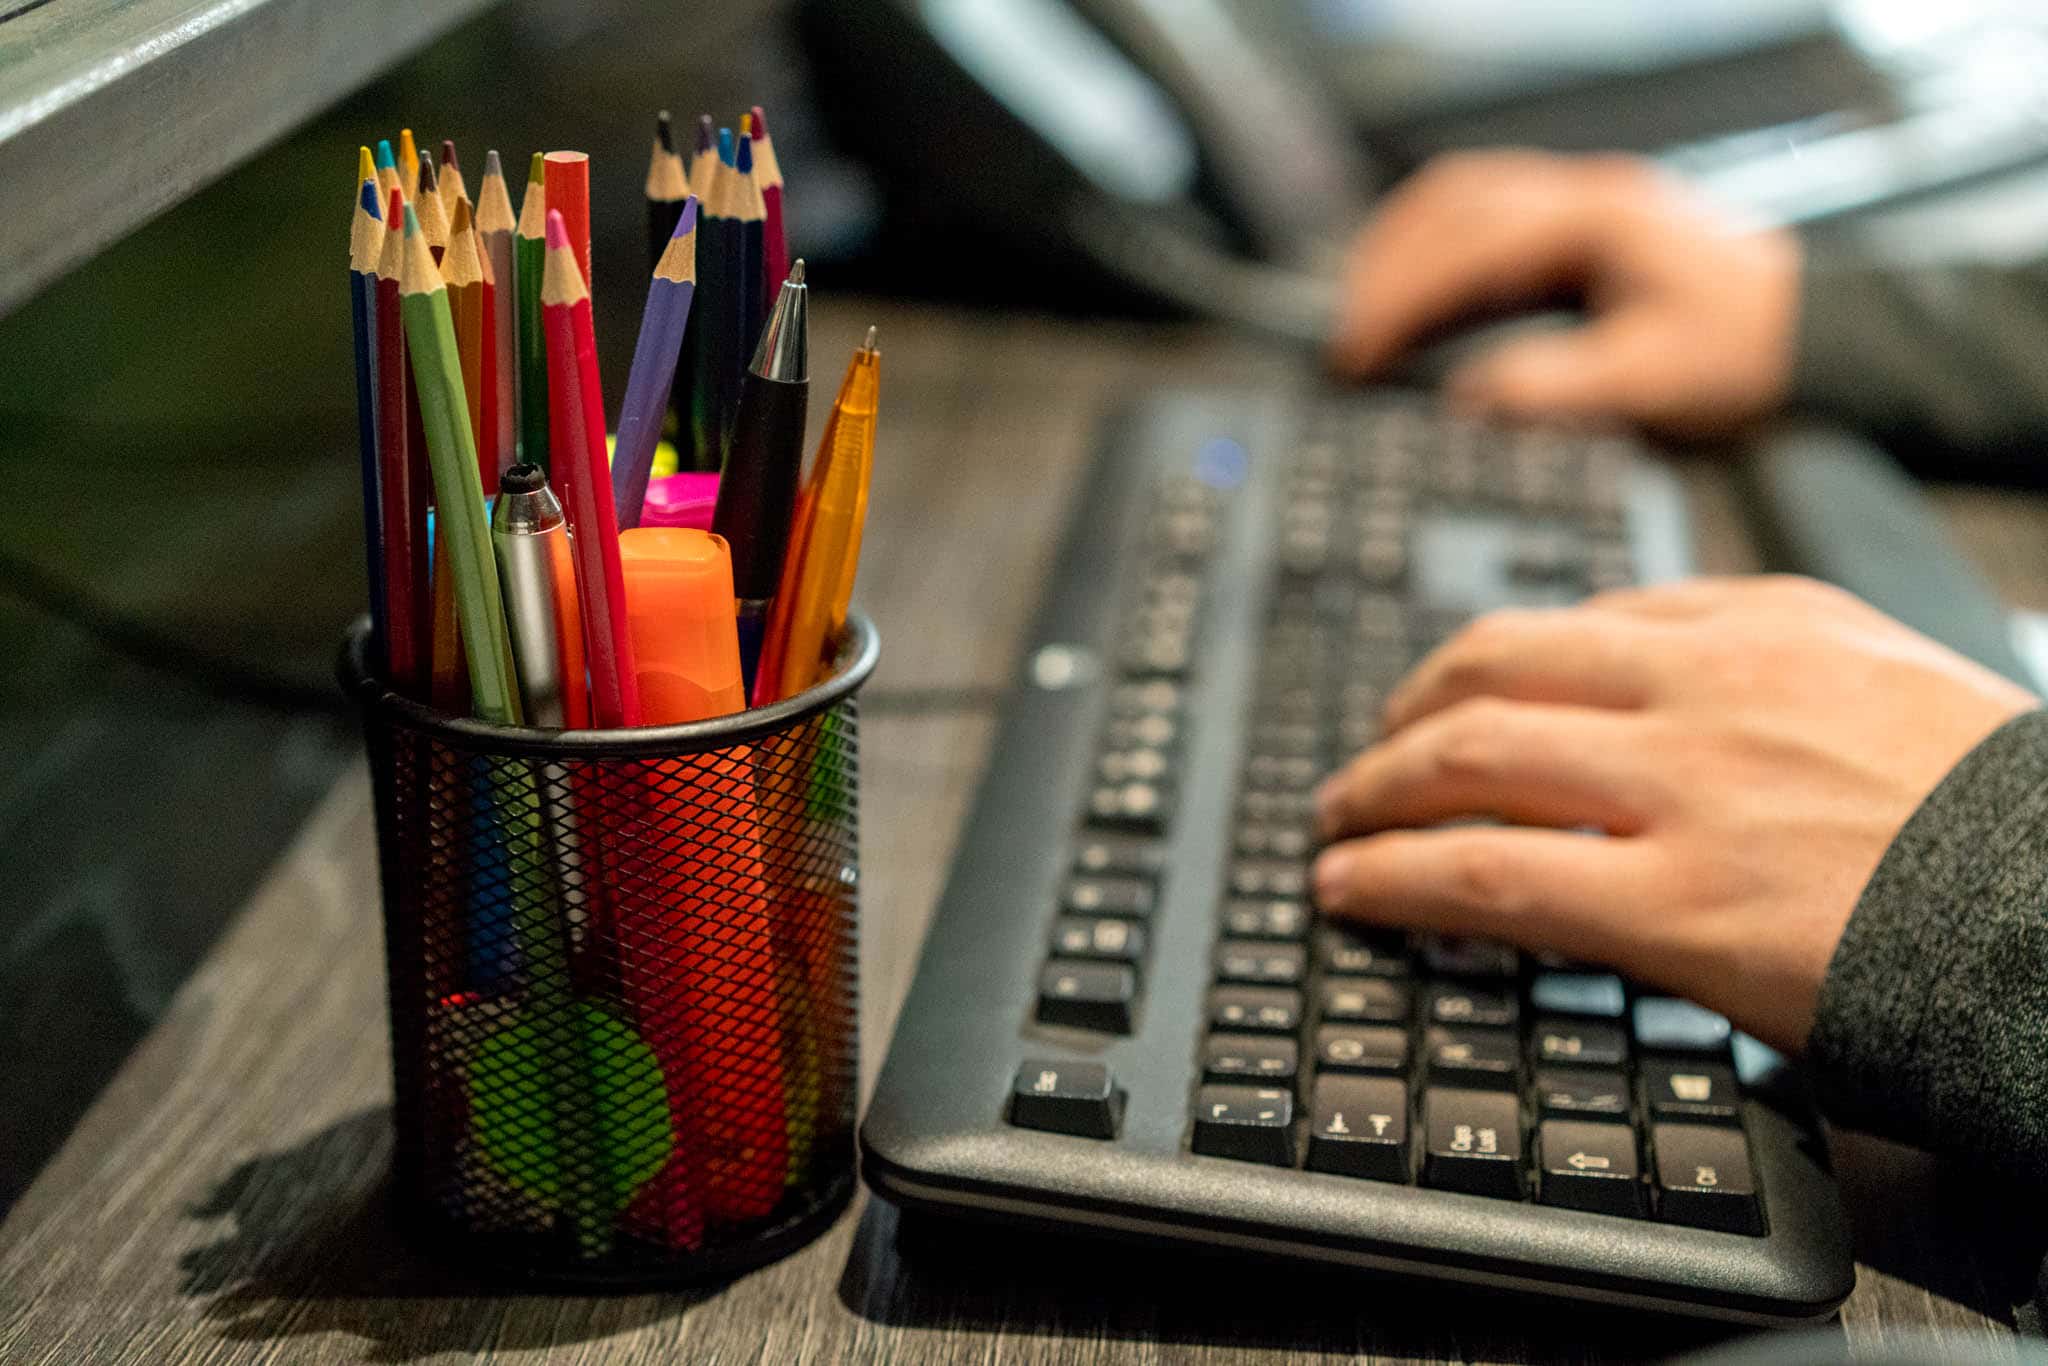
[1326, 150, 1800, 440]
[1310, 575, 2035, 1052]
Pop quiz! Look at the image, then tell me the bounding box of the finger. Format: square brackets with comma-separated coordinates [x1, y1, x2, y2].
[1582, 578, 1748, 620]
[1329, 158, 1602, 376]
[1442, 320, 1653, 426]
[1383, 608, 1665, 732]
[1316, 699, 1662, 841]
[1311, 826, 1653, 965]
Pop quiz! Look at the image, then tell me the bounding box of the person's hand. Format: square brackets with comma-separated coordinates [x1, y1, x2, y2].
[1310, 577, 2036, 1052]
[1327, 150, 1802, 440]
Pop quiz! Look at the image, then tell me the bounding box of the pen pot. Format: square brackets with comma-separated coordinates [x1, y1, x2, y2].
[340, 611, 877, 1285]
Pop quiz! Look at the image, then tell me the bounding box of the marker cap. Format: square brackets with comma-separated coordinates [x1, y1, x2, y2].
[618, 528, 747, 722]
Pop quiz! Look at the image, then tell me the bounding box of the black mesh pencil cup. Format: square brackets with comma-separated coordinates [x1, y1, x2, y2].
[341, 613, 877, 1284]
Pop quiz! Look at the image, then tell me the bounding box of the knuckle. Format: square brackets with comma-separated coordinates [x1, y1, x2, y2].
[1428, 700, 1514, 785]
[1444, 840, 1533, 919]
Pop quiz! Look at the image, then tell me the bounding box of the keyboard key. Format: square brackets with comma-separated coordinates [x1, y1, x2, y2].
[1098, 747, 1176, 786]
[1086, 781, 1173, 834]
[1315, 1024, 1409, 1075]
[1538, 1120, 1646, 1218]
[1235, 823, 1313, 859]
[1072, 834, 1165, 880]
[1634, 998, 1733, 1055]
[1654, 1125, 1764, 1235]
[1221, 897, 1310, 941]
[1425, 1027, 1520, 1088]
[1109, 679, 1181, 716]
[1529, 971, 1626, 1019]
[1308, 1076, 1409, 1182]
[1037, 960, 1136, 1033]
[1533, 1018, 1629, 1069]
[1205, 1033, 1299, 1084]
[1209, 987, 1303, 1034]
[1215, 940, 1308, 986]
[1193, 1086, 1296, 1166]
[1009, 1060, 1123, 1139]
[1049, 915, 1145, 964]
[1103, 711, 1179, 750]
[1315, 925, 1410, 977]
[1230, 858, 1310, 899]
[1427, 983, 1519, 1029]
[1534, 1068, 1631, 1120]
[1244, 755, 1320, 792]
[1422, 936, 1519, 978]
[1422, 1089, 1524, 1199]
[1642, 1060, 1742, 1123]
[1064, 875, 1155, 919]
[1321, 977, 1412, 1024]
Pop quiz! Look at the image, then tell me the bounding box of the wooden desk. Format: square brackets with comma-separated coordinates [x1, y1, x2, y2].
[4, 302, 2043, 1364]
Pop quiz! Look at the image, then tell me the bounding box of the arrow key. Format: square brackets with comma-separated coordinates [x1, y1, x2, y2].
[1538, 1120, 1646, 1218]
[1307, 1075, 1410, 1182]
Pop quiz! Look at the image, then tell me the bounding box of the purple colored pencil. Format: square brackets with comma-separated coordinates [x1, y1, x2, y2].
[613, 197, 700, 530]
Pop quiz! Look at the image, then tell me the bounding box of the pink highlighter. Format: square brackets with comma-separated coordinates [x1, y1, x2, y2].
[639, 472, 720, 531]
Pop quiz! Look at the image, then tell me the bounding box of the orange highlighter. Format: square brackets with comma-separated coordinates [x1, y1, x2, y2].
[617, 527, 789, 1227]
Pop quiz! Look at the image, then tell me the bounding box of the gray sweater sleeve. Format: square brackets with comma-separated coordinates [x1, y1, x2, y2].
[1793, 252, 2048, 476]
[1809, 709, 2048, 1178]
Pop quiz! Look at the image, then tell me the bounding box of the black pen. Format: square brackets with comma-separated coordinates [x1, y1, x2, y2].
[712, 259, 808, 694]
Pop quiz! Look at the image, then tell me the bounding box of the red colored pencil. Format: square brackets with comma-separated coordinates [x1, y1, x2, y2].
[541, 208, 641, 729]
[375, 188, 430, 698]
[750, 105, 788, 314]
[543, 151, 592, 300]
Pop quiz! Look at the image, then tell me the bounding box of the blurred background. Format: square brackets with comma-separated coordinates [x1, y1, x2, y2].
[6, 0, 2048, 1210]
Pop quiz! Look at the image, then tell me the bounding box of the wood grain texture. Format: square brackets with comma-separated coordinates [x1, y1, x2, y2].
[0, 307, 2033, 1363]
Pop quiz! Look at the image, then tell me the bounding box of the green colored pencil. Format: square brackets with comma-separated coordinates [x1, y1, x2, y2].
[515, 152, 549, 472]
[397, 204, 523, 727]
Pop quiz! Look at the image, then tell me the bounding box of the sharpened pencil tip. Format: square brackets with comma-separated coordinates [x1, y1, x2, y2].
[417, 157, 437, 193]
[545, 208, 569, 250]
[527, 150, 545, 183]
[735, 134, 754, 173]
[485, 148, 503, 177]
[357, 145, 376, 185]
[403, 202, 422, 235]
[375, 139, 396, 169]
[696, 115, 715, 154]
[750, 105, 770, 139]
[864, 325, 878, 351]
[676, 196, 699, 234]
[441, 139, 459, 170]
[656, 110, 674, 152]
[718, 127, 735, 166]
[361, 179, 383, 216]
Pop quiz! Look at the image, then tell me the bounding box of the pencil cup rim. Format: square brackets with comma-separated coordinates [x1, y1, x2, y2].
[337, 609, 879, 757]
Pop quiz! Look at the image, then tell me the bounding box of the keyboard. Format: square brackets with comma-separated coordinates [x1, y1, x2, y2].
[861, 387, 1855, 1324]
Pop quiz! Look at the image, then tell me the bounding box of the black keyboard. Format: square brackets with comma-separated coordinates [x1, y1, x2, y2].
[862, 388, 1854, 1323]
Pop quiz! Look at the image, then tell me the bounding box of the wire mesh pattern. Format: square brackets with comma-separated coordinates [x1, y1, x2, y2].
[351, 625, 867, 1282]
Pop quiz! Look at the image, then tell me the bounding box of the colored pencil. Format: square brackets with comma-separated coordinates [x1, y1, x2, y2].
[374, 138, 403, 209]
[718, 125, 735, 169]
[755, 328, 879, 704]
[645, 111, 690, 273]
[542, 209, 642, 729]
[476, 212, 503, 496]
[733, 133, 768, 365]
[437, 140, 468, 218]
[688, 114, 718, 194]
[445, 197, 490, 492]
[430, 515, 467, 713]
[376, 189, 431, 697]
[687, 153, 740, 474]
[613, 198, 698, 531]
[398, 127, 421, 199]
[750, 106, 788, 315]
[349, 156, 386, 666]
[478, 151, 520, 480]
[543, 152, 591, 299]
[399, 203, 521, 724]
[415, 157, 450, 261]
[516, 153, 549, 473]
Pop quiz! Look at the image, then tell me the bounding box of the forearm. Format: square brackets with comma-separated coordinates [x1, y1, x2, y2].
[1793, 253, 2048, 474]
[1809, 709, 2048, 1180]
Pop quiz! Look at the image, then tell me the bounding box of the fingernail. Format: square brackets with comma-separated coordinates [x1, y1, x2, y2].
[1312, 847, 1350, 912]
[1312, 779, 1341, 841]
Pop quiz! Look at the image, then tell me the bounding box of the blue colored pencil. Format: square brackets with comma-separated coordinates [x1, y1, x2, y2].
[613, 198, 700, 530]
[349, 161, 388, 664]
